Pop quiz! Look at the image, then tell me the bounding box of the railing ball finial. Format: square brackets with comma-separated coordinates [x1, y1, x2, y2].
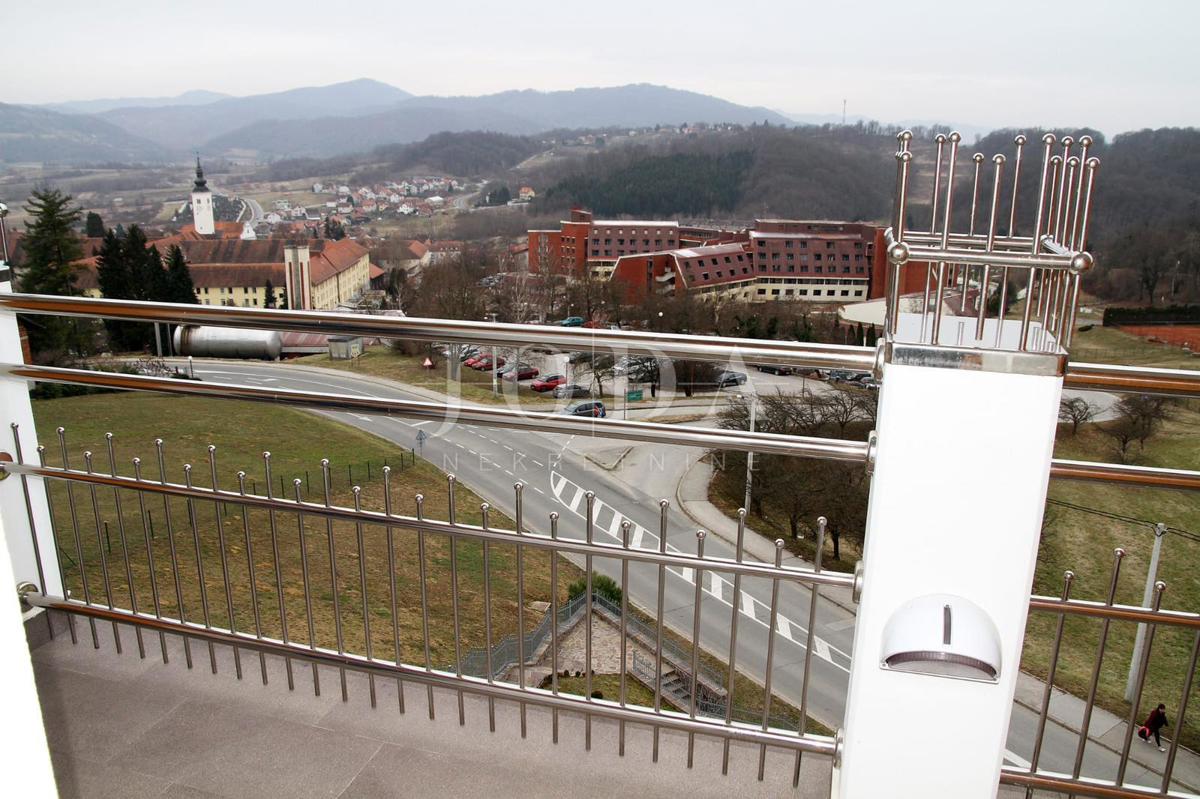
[949, 131, 962, 143]
[1069, 252, 1094, 274]
[887, 240, 910, 265]
[1014, 134, 1028, 146]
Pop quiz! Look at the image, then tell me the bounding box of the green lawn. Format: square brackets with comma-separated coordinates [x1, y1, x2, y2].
[31, 393, 569, 664]
[1024, 324, 1200, 749]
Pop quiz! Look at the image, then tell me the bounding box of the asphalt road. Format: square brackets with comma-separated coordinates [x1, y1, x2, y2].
[174, 359, 1172, 790]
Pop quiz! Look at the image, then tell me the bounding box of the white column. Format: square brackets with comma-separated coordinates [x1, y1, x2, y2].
[0, 507, 59, 795]
[837, 329, 1062, 797]
[0, 277, 62, 596]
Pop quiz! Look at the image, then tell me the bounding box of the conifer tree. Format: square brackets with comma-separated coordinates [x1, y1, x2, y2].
[164, 245, 197, 305]
[84, 211, 105, 238]
[19, 188, 84, 357]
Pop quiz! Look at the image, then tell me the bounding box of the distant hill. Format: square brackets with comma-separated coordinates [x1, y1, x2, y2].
[0, 103, 170, 164]
[533, 125, 895, 221]
[98, 78, 413, 148]
[43, 90, 231, 115]
[205, 83, 794, 158]
[205, 103, 538, 159]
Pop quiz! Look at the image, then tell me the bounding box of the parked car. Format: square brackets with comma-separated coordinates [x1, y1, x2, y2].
[502, 364, 539, 381]
[553, 383, 591, 399]
[825, 369, 855, 383]
[531, 374, 567, 392]
[457, 347, 481, 362]
[754, 363, 795, 375]
[858, 375, 880, 389]
[582, 319, 606, 329]
[717, 370, 747, 388]
[463, 353, 485, 368]
[470, 355, 506, 370]
[559, 316, 585, 327]
[564, 401, 606, 418]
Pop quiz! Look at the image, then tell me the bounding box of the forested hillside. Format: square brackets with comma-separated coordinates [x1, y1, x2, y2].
[532, 125, 896, 222]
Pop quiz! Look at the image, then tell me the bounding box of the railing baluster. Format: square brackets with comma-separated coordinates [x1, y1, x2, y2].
[447, 474, 465, 725]
[481, 502, 495, 732]
[514, 482, 527, 739]
[416, 492, 435, 719]
[653, 498, 668, 764]
[183, 463, 216, 673]
[293, 478, 320, 696]
[1162, 630, 1200, 793]
[383, 467, 405, 714]
[10, 424, 51, 639]
[208, 446, 240, 679]
[687, 529, 707, 769]
[1116, 581, 1166, 786]
[758, 540, 785, 781]
[131, 458, 166, 662]
[1070, 548, 1125, 788]
[83, 450, 121, 653]
[320, 459, 348, 702]
[1026, 571, 1075, 797]
[352, 486, 375, 708]
[37, 444, 76, 644]
[263, 452, 293, 690]
[795, 516, 828, 786]
[549, 511, 560, 745]
[722, 508, 747, 775]
[58, 428, 97, 648]
[105, 434, 143, 658]
[236, 471, 268, 685]
[584, 490, 595, 752]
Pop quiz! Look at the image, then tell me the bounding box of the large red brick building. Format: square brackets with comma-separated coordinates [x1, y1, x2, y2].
[529, 210, 876, 304]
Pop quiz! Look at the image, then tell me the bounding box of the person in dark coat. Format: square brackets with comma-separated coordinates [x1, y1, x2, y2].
[1140, 704, 1169, 751]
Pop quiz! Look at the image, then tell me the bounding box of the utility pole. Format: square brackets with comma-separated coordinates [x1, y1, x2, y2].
[742, 395, 757, 513]
[1126, 522, 1167, 701]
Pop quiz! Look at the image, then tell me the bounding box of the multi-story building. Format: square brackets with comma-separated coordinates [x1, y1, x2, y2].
[74, 238, 375, 311]
[529, 210, 876, 304]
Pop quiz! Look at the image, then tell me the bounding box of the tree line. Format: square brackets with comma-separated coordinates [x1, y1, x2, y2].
[13, 188, 197, 361]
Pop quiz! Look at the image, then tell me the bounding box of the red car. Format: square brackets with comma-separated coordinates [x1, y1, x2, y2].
[531, 373, 567, 392]
[470, 355, 506, 370]
[502, 365, 539, 381]
[464, 354, 485, 368]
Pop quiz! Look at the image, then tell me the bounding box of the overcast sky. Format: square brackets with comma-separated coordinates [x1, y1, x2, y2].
[6, 0, 1196, 135]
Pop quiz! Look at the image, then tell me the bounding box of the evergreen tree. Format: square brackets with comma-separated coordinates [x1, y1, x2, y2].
[95, 230, 137, 350]
[163, 245, 197, 304]
[263, 279, 277, 308]
[85, 211, 106, 238]
[19, 188, 84, 357]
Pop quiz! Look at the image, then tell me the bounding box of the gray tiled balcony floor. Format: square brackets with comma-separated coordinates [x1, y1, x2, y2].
[28, 614, 832, 798]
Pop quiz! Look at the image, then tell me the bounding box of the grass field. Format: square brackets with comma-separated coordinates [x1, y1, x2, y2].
[1023, 324, 1200, 749]
[30, 393, 571, 666]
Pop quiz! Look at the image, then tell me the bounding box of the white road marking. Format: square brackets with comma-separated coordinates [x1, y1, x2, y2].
[1003, 749, 1031, 769]
[531, 459, 545, 468]
[825, 618, 856, 632]
[351, 413, 373, 422]
[548, 469, 850, 673]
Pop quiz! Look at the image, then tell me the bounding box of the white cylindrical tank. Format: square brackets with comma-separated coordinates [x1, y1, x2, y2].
[172, 326, 282, 360]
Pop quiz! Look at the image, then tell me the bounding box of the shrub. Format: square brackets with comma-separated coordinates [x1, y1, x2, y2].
[566, 572, 622, 604]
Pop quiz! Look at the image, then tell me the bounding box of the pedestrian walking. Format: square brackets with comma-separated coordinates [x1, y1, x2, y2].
[1138, 703, 1169, 751]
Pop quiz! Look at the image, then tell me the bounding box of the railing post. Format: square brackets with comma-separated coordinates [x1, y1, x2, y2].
[836, 323, 1064, 797]
[0, 274, 62, 597]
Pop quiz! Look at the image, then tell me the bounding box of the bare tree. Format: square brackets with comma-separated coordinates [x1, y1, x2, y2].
[817, 387, 862, 436]
[1058, 396, 1099, 435]
[1098, 414, 1142, 464]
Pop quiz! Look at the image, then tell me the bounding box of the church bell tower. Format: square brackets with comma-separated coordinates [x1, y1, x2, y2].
[191, 157, 215, 236]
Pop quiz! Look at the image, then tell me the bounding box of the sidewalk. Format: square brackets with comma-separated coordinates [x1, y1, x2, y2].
[673, 457, 1200, 793]
[674, 457, 859, 612]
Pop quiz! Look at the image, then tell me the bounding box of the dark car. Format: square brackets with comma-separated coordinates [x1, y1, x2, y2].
[717, 370, 747, 387]
[531, 373, 567, 392]
[559, 316, 585, 327]
[564, 401, 606, 418]
[553, 383, 591, 399]
[754, 364, 795, 375]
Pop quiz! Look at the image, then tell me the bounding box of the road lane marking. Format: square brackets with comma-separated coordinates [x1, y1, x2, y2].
[1003, 749, 1031, 769]
[548, 469, 850, 673]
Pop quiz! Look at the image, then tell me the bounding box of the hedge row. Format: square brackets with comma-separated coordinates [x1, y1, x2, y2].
[1102, 305, 1200, 326]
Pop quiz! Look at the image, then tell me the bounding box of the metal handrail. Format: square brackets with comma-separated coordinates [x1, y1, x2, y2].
[1049, 459, 1200, 492]
[0, 292, 876, 372]
[0, 362, 871, 463]
[0, 459, 857, 589]
[1063, 361, 1200, 399]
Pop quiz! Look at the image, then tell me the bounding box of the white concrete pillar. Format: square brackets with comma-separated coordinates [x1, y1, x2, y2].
[0, 276, 62, 596]
[837, 316, 1063, 798]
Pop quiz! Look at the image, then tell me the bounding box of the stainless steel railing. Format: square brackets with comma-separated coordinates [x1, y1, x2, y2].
[3, 423, 846, 781]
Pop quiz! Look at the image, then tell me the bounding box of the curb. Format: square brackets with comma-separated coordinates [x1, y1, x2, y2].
[584, 446, 633, 472]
